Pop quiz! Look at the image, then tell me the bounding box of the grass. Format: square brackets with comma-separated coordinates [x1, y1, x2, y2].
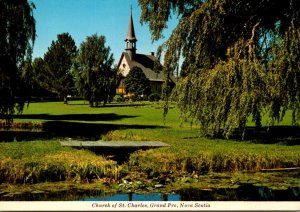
[13, 101, 179, 126]
[0, 100, 299, 189]
[0, 141, 121, 184]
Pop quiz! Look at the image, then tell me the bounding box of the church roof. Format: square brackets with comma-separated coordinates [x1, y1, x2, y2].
[118, 52, 177, 83]
[125, 8, 137, 41]
[118, 7, 176, 85]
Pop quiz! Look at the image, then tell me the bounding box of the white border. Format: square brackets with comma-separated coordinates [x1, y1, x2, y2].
[0, 201, 299, 211]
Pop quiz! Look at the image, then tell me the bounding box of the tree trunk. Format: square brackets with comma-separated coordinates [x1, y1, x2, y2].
[63, 96, 68, 104]
[89, 100, 94, 107]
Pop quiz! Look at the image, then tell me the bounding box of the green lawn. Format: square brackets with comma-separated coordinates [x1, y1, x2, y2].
[16, 100, 180, 126]
[8, 100, 300, 159]
[0, 100, 299, 189]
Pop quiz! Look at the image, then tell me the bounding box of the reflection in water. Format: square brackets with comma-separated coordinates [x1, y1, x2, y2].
[178, 184, 299, 201]
[257, 186, 300, 201]
[2, 184, 298, 201]
[82, 185, 300, 201]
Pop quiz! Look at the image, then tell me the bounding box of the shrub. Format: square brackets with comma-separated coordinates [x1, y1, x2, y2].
[128, 94, 147, 102]
[114, 94, 123, 103]
[148, 93, 161, 102]
[124, 66, 151, 96]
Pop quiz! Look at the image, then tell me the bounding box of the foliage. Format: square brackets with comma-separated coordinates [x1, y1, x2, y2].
[124, 66, 151, 97]
[148, 93, 161, 102]
[43, 33, 77, 104]
[31, 57, 56, 98]
[0, 0, 36, 124]
[73, 34, 115, 107]
[114, 94, 124, 103]
[139, 0, 300, 138]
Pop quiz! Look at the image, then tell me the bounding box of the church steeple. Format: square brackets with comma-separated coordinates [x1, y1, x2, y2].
[125, 6, 137, 60]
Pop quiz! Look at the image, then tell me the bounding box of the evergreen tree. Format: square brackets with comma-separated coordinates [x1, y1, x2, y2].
[31, 57, 55, 98]
[0, 0, 36, 124]
[43, 33, 77, 104]
[139, 0, 300, 138]
[124, 66, 151, 98]
[74, 34, 115, 107]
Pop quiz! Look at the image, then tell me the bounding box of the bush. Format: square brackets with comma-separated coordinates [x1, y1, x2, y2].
[128, 94, 146, 102]
[124, 66, 151, 96]
[114, 94, 123, 103]
[129, 95, 138, 102]
[148, 93, 161, 102]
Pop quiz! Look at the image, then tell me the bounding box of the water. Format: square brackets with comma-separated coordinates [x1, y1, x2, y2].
[80, 184, 300, 201]
[1, 184, 299, 201]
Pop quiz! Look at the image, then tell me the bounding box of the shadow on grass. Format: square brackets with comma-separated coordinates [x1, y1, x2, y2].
[0, 121, 166, 142]
[14, 113, 138, 122]
[68, 102, 147, 108]
[99, 104, 146, 108]
[231, 126, 300, 145]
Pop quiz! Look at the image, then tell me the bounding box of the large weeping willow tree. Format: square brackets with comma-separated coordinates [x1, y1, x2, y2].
[139, 0, 300, 138]
[0, 0, 36, 124]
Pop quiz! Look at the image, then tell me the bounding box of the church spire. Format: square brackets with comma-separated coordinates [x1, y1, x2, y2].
[125, 6, 137, 60]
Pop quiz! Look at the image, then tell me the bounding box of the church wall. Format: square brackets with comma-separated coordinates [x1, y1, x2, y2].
[118, 56, 130, 77]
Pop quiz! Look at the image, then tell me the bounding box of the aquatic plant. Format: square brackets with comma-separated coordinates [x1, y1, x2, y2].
[0, 148, 122, 184]
[127, 148, 300, 178]
[0, 121, 43, 130]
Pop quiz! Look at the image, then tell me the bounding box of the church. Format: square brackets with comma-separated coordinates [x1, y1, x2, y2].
[116, 9, 175, 95]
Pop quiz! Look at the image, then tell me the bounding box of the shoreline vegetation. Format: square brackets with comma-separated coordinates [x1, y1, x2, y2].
[0, 101, 299, 198]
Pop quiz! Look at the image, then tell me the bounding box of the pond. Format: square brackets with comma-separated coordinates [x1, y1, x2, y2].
[82, 184, 300, 201]
[1, 184, 299, 201]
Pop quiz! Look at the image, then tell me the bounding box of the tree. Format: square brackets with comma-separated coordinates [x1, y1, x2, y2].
[31, 57, 55, 98]
[0, 0, 36, 124]
[124, 66, 151, 98]
[43, 33, 77, 104]
[138, 0, 300, 138]
[74, 34, 115, 107]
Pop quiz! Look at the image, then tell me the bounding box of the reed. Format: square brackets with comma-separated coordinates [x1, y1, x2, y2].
[0, 121, 43, 130]
[0, 143, 123, 184]
[127, 148, 300, 178]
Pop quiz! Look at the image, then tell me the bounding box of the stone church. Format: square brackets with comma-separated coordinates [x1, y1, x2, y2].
[116, 9, 175, 95]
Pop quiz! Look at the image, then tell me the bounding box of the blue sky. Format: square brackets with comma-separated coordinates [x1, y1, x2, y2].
[31, 0, 178, 65]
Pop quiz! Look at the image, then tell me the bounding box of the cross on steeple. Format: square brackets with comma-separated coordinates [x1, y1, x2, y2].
[125, 6, 137, 60]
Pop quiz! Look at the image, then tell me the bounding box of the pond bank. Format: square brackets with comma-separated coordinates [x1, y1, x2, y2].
[0, 171, 299, 201]
[0, 139, 299, 199]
